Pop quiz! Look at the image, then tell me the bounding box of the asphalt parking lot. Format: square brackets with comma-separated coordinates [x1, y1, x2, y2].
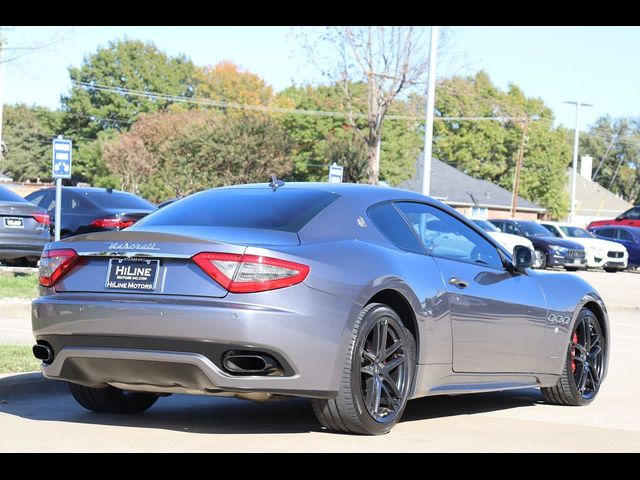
[0, 269, 638, 452]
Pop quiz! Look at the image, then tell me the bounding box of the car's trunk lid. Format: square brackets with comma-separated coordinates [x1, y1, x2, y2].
[50, 228, 299, 297]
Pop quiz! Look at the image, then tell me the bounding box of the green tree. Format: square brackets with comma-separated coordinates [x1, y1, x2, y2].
[1, 104, 63, 181]
[277, 83, 421, 185]
[432, 72, 571, 218]
[103, 111, 293, 202]
[581, 116, 640, 204]
[62, 39, 197, 139]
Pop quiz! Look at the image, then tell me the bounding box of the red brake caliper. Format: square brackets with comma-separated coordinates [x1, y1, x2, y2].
[570, 332, 578, 374]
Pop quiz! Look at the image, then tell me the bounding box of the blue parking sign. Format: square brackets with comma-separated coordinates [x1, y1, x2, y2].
[52, 137, 72, 179]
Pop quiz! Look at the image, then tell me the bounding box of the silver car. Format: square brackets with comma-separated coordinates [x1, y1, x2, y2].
[32, 183, 609, 435]
[0, 185, 51, 266]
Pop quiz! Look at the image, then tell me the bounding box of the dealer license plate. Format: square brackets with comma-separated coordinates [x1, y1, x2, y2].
[105, 258, 159, 291]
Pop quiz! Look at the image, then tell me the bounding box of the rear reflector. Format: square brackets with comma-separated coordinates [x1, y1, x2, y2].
[192, 252, 309, 293]
[32, 213, 51, 226]
[89, 217, 137, 230]
[39, 249, 80, 287]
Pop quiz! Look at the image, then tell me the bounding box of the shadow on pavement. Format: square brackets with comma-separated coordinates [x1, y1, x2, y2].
[0, 380, 543, 435]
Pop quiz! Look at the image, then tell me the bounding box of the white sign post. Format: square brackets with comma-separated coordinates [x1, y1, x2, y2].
[328, 162, 344, 184]
[52, 136, 72, 241]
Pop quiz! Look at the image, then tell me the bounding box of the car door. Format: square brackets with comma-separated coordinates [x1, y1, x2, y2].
[396, 202, 548, 373]
[615, 229, 640, 264]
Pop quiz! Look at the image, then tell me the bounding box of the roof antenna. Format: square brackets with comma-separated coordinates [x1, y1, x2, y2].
[269, 174, 285, 192]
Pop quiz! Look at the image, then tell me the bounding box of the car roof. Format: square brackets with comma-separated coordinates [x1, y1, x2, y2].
[221, 182, 429, 201]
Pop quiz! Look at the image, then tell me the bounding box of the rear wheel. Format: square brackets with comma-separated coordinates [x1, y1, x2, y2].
[532, 248, 547, 269]
[68, 383, 159, 414]
[603, 268, 619, 273]
[541, 308, 606, 406]
[311, 303, 416, 435]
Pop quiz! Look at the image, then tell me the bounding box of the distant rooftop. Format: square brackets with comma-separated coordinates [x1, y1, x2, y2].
[399, 154, 545, 213]
[566, 168, 633, 216]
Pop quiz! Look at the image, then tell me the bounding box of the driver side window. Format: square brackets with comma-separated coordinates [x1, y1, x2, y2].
[395, 202, 503, 269]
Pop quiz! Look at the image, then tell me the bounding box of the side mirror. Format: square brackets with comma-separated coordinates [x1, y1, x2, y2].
[512, 245, 533, 272]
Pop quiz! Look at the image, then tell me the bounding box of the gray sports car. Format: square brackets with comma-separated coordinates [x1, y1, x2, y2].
[32, 183, 609, 435]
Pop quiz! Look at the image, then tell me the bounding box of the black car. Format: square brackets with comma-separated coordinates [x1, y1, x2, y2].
[489, 219, 587, 270]
[25, 187, 156, 238]
[0, 185, 51, 266]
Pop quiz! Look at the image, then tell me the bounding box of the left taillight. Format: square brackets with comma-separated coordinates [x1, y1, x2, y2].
[32, 213, 50, 226]
[39, 249, 79, 287]
[192, 252, 310, 293]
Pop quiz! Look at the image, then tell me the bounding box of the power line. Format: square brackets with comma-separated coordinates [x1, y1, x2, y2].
[72, 80, 534, 123]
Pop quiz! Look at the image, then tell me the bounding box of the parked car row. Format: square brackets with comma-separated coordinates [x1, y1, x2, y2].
[0, 184, 157, 266]
[469, 215, 638, 272]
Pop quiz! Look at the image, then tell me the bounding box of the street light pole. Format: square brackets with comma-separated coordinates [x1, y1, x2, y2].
[565, 100, 593, 223]
[421, 25, 438, 196]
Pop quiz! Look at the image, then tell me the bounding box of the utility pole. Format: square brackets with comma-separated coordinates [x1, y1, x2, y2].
[565, 101, 593, 223]
[510, 117, 531, 217]
[421, 25, 438, 196]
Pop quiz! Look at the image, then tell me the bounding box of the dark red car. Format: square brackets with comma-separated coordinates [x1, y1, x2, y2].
[587, 205, 640, 229]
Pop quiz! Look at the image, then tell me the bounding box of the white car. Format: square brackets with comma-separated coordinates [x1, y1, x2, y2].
[470, 219, 534, 256]
[539, 221, 628, 272]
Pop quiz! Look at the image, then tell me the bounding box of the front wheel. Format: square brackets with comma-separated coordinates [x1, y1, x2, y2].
[541, 308, 606, 406]
[603, 268, 619, 273]
[311, 303, 416, 435]
[68, 383, 159, 414]
[532, 248, 547, 269]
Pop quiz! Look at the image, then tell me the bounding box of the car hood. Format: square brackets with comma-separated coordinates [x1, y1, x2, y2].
[567, 237, 627, 252]
[528, 236, 584, 249]
[488, 231, 533, 249]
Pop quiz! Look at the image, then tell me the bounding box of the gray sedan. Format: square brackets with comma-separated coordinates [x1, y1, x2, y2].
[32, 183, 609, 434]
[0, 185, 50, 266]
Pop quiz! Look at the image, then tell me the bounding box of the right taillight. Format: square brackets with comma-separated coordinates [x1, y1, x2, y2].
[32, 213, 51, 226]
[39, 249, 79, 287]
[192, 252, 309, 293]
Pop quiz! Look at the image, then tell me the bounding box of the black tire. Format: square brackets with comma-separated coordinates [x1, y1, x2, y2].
[541, 308, 606, 406]
[564, 267, 579, 272]
[603, 268, 619, 273]
[68, 383, 159, 414]
[311, 303, 416, 435]
[533, 248, 547, 269]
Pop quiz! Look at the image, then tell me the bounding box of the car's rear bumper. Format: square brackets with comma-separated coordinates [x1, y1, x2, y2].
[32, 285, 359, 398]
[0, 234, 48, 259]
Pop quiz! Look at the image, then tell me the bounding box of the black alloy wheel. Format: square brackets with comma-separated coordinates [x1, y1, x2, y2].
[311, 303, 416, 435]
[542, 308, 606, 406]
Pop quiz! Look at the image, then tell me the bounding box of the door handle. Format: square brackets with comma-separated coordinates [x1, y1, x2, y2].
[448, 277, 469, 289]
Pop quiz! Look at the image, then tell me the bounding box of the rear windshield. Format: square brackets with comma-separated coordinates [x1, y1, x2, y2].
[135, 188, 339, 232]
[0, 186, 27, 203]
[85, 191, 156, 210]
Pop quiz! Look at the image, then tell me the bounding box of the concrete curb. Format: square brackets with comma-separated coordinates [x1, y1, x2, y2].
[0, 371, 67, 398]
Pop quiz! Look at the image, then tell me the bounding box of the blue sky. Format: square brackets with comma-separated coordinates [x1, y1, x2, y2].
[2, 26, 639, 130]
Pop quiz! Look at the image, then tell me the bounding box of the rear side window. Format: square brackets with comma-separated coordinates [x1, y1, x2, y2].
[623, 207, 640, 220]
[86, 192, 155, 210]
[136, 188, 339, 233]
[367, 203, 424, 253]
[0, 186, 27, 203]
[618, 229, 634, 241]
